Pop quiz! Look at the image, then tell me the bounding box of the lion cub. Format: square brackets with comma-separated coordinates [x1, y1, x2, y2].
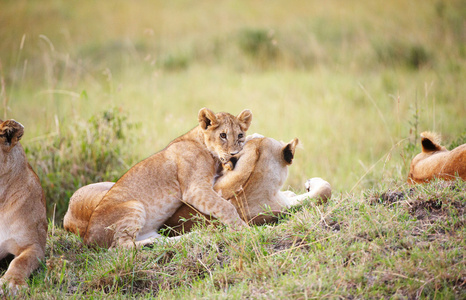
[65, 108, 252, 248]
[408, 132, 466, 184]
[0, 120, 47, 295]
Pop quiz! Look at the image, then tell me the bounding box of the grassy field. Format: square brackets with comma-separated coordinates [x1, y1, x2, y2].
[7, 179, 466, 299]
[1, 0, 465, 298]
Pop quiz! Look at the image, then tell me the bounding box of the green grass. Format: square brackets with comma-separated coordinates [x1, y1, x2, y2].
[1, 0, 465, 297]
[7, 179, 464, 298]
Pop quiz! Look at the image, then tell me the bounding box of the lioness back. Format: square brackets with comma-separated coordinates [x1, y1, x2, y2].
[63, 182, 115, 237]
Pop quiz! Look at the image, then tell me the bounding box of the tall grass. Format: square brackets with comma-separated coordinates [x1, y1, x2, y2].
[1, 0, 465, 218]
[25, 108, 138, 222]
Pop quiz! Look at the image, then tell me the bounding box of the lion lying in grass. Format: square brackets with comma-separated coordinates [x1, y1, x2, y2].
[163, 134, 332, 235]
[65, 134, 332, 240]
[408, 131, 466, 184]
[0, 120, 47, 295]
[64, 108, 252, 248]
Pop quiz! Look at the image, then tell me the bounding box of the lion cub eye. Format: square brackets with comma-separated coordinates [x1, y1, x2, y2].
[238, 133, 244, 139]
[220, 133, 227, 139]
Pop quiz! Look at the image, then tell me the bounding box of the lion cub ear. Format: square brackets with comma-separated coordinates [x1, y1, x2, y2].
[283, 138, 299, 165]
[198, 108, 218, 130]
[0, 119, 24, 148]
[420, 131, 444, 153]
[236, 109, 252, 132]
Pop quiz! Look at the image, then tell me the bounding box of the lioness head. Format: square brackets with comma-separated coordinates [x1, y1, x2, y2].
[407, 131, 452, 183]
[0, 119, 24, 157]
[0, 120, 25, 176]
[408, 131, 447, 171]
[198, 108, 252, 163]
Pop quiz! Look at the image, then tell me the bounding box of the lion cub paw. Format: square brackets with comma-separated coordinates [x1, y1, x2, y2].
[231, 219, 249, 230]
[221, 156, 238, 174]
[223, 161, 234, 171]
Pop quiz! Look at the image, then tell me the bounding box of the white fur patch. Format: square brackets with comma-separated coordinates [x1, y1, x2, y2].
[135, 230, 162, 241]
[0, 218, 10, 259]
[245, 133, 264, 142]
[305, 177, 329, 192]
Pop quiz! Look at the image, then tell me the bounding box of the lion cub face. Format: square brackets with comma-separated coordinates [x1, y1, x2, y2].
[198, 108, 252, 164]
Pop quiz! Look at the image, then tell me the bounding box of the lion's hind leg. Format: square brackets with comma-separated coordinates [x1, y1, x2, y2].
[85, 200, 148, 249]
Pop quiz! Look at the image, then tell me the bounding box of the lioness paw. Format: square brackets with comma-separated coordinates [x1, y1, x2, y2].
[305, 177, 329, 192]
[0, 277, 27, 296]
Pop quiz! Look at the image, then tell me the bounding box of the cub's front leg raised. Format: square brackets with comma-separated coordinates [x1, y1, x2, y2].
[214, 139, 260, 199]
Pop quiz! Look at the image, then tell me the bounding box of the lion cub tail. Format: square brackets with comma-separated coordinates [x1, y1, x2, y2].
[63, 182, 114, 238]
[420, 131, 445, 153]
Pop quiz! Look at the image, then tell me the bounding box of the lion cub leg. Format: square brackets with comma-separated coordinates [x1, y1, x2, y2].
[0, 244, 44, 295]
[185, 184, 247, 229]
[112, 201, 150, 249]
[86, 200, 148, 249]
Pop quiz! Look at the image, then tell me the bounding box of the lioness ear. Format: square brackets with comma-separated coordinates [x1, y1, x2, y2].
[198, 107, 218, 130]
[420, 132, 443, 153]
[0, 119, 24, 147]
[283, 138, 299, 165]
[237, 109, 252, 132]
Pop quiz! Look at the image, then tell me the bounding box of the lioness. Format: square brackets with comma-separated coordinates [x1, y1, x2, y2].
[408, 131, 466, 184]
[0, 120, 47, 295]
[64, 108, 252, 248]
[163, 135, 332, 234]
[65, 134, 332, 238]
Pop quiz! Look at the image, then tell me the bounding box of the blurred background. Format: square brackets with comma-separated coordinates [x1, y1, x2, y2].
[1, 0, 465, 221]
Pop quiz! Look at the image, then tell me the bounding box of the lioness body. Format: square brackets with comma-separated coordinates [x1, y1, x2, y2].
[0, 120, 46, 295]
[408, 132, 466, 184]
[66, 108, 252, 248]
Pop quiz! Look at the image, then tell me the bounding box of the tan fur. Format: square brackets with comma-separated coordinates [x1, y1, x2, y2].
[408, 131, 466, 184]
[163, 135, 332, 234]
[64, 108, 252, 248]
[65, 134, 332, 238]
[0, 120, 47, 295]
